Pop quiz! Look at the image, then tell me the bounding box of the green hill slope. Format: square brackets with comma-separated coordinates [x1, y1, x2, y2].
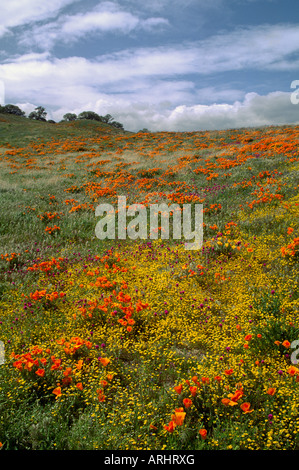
[0, 113, 127, 148]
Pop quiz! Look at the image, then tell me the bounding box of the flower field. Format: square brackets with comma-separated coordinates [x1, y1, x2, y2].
[0, 117, 299, 450]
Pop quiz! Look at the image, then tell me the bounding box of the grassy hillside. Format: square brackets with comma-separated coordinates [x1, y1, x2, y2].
[0, 117, 298, 450]
[0, 113, 127, 148]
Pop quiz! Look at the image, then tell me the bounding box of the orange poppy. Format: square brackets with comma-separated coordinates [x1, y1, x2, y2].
[52, 386, 62, 398]
[99, 357, 110, 367]
[164, 421, 176, 433]
[288, 365, 299, 376]
[35, 368, 45, 377]
[240, 402, 253, 414]
[183, 398, 192, 408]
[97, 389, 106, 402]
[171, 408, 186, 426]
[222, 398, 238, 406]
[63, 367, 72, 377]
[174, 384, 183, 394]
[214, 375, 223, 382]
[228, 389, 243, 402]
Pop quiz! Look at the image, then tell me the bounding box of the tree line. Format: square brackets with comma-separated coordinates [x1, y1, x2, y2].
[0, 104, 124, 129]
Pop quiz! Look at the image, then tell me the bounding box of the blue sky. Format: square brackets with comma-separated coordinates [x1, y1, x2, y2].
[0, 0, 299, 131]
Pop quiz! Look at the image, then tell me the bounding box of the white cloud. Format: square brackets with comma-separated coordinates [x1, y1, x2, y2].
[195, 24, 299, 73]
[1, 22, 299, 131]
[153, 92, 299, 132]
[62, 10, 138, 35]
[99, 91, 297, 131]
[121, 0, 223, 13]
[18, 2, 169, 49]
[11, 23, 299, 88]
[0, 0, 80, 36]
[0, 49, 197, 93]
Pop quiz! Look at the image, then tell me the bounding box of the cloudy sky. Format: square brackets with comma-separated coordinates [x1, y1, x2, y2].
[0, 0, 299, 131]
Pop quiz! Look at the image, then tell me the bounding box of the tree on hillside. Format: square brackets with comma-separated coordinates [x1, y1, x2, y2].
[101, 114, 124, 129]
[78, 111, 102, 121]
[62, 113, 77, 122]
[101, 114, 114, 124]
[111, 121, 124, 130]
[64, 109, 125, 129]
[0, 104, 25, 116]
[28, 106, 47, 121]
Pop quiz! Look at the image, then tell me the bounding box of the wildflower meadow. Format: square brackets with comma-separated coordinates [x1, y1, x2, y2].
[0, 114, 298, 450]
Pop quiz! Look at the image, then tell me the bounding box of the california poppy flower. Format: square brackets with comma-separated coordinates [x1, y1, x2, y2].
[174, 384, 183, 394]
[288, 365, 299, 376]
[171, 408, 186, 426]
[35, 368, 45, 377]
[199, 429, 207, 440]
[97, 389, 106, 402]
[222, 397, 238, 406]
[164, 421, 176, 433]
[240, 402, 253, 414]
[63, 367, 72, 377]
[13, 360, 23, 370]
[183, 398, 192, 408]
[149, 424, 157, 431]
[99, 357, 110, 367]
[228, 389, 243, 402]
[51, 358, 62, 370]
[214, 375, 223, 382]
[52, 386, 62, 398]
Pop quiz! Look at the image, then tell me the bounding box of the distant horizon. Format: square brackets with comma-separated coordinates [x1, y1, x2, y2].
[2, 103, 299, 135]
[1, 1, 299, 132]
